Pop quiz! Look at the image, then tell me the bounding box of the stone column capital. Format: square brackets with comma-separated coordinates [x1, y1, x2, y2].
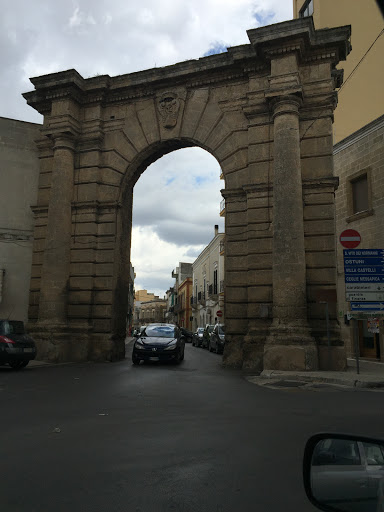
[51, 133, 76, 152]
[269, 94, 302, 119]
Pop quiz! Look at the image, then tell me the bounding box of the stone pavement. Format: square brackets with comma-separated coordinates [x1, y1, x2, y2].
[248, 358, 384, 389]
[26, 346, 384, 390]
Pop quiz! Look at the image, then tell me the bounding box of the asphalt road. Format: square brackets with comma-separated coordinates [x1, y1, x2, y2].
[1, 342, 384, 512]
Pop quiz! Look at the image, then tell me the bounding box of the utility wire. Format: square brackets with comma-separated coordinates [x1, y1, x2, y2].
[300, 27, 384, 142]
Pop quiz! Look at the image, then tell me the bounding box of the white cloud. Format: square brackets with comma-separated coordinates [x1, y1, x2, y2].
[0, 0, 291, 295]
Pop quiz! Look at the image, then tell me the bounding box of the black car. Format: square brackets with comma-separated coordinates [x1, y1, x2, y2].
[202, 324, 215, 349]
[209, 323, 225, 354]
[180, 327, 193, 343]
[0, 320, 37, 370]
[132, 323, 185, 365]
[192, 327, 204, 347]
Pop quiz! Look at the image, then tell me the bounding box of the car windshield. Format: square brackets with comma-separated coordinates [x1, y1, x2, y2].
[144, 325, 176, 338]
[208, 326, 214, 332]
[0, 321, 25, 335]
[218, 325, 225, 334]
[197, 328, 204, 333]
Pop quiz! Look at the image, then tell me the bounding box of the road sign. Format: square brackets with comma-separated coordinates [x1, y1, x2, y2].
[344, 249, 384, 257]
[216, 310, 223, 317]
[350, 302, 384, 311]
[344, 249, 384, 307]
[345, 283, 384, 292]
[340, 229, 361, 249]
[346, 292, 384, 302]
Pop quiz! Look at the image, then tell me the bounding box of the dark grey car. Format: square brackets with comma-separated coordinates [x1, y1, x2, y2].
[209, 324, 225, 354]
[0, 320, 37, 370]
[132, 323, 185, 365]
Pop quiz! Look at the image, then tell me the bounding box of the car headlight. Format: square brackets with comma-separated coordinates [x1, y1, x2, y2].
[134, 340, 146, 350]
[164, 340, 178, 350]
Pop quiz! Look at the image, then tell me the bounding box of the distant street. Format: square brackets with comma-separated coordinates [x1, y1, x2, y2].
[2, 343, 384, 512]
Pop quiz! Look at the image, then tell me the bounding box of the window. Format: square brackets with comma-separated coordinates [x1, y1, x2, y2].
[363, 442, 384, 465]
[299, 0, 313, 18]
[213, 270, 218, 295]
[347, 169, 373, 221]
[352, 174, 369, 214]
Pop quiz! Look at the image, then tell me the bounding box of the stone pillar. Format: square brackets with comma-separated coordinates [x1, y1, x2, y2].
[264, 95, 318, 370]
[38, 134, 75, 325]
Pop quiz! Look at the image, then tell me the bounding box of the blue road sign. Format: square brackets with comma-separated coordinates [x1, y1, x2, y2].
[345, 276, 384, 283]
[351, 302, 384, 311]
[345, 266, 384, 275]
[344, 249, 384, 257]
[344, 250, 384, 307]
[344, 258, 384, 266]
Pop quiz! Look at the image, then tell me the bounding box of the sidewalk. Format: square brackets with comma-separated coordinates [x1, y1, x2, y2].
[249, 359, 384, 389]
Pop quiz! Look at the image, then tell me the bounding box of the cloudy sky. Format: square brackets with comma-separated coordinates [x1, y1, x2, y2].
[1, 0, 292, 297]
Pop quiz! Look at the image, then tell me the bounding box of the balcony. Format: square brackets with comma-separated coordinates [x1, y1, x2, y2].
[220, 198, 225, 217]
[174, 303, 182, 313]
[190, 296, 198, 309]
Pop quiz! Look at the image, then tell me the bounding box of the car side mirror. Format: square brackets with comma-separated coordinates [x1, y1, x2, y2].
[303, 433, 384, 512]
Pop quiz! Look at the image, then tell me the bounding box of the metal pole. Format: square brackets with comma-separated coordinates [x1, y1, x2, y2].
[325, 302, 331, 370]
[354, 318, 360, 375]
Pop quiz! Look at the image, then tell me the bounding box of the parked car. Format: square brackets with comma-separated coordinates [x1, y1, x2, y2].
[202, 324, 215, 349]
[209, 323, 225, 354]
[180, 327, 193, 343]
[304, 433, 384, 512]
[0, 320, 37, 370]
[192, 327, 204, 347]
[132, 323, 185, 365]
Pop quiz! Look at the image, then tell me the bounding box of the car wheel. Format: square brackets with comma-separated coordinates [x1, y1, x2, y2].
[9, 360, 28, 370]
[132, 354, 140, 365]
[208, 342, 212, 352]
[180, 349, 184, 361]
[215, 344, 220, 354]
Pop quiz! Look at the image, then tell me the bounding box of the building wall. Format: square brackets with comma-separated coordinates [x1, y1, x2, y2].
[0, 117, 41, 323]
[192, 229, 225, 330]
[139, 299, 166, 324]
[334, 115, 384, 359]
[177, 278, 192, 330]
[135, 289, 158, 302]
[293, 0, 384, 142]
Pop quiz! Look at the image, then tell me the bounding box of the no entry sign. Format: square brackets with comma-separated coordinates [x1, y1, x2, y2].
[339, 229, 361, 249]
[216, 310, 223, 317]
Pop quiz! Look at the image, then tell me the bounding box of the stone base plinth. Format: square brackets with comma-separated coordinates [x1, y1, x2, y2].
[222, 336, 245, 369]
[222, 331, 266, 371]
[264, 324, 318, 371]
[28, 323, 125, 363]
[318, 345, 346, 371]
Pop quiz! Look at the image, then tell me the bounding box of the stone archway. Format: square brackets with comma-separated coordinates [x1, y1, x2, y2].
[24, 18, 350, 370]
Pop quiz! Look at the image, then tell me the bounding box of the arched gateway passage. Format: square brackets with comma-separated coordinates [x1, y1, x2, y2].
[24, 18, 351, 370]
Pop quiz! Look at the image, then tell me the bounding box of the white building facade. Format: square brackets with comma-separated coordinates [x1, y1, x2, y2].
[192, 226, 224, 330]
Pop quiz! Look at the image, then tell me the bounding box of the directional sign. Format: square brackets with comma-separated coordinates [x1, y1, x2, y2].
[344, 249, 384, 257]
[351, 302, 384, 311]
[345, 275, 384, 283]
[340, 229, 361, 249]
[345, 283, 384, 292]
[344, 258, 384, 266]
[344, 249, 384, 305]
[345, 266, 384, 275]
[346, 292, 384, 302]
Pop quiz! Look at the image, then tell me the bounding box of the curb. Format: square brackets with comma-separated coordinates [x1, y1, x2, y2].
[258, 370, 384, 389]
